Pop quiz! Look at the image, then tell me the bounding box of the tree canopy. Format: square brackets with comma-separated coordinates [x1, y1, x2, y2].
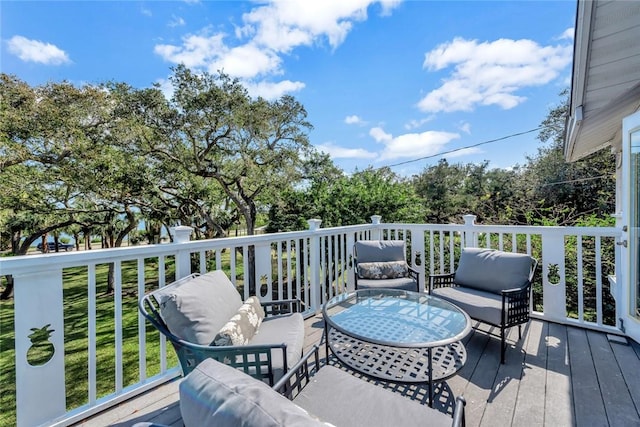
[1, 71, 615, 259]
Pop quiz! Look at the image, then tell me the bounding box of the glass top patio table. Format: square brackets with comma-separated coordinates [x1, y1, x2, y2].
[323, 288, 472, 348]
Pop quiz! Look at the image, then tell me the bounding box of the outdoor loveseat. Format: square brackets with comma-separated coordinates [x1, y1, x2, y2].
[178, 345, 466, 427]
[429, 247, 537, 363]
[139, 270, 305, 385]
[353, 239, 420, 292]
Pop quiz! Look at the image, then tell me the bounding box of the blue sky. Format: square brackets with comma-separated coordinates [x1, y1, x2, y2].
[1, 0, 576, 176]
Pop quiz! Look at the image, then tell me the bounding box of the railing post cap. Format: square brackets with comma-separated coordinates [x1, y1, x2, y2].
[463, 214, 477, 225]
[307, 219, 322, 231]
[371, 215, 382, 224]
[170, 226, 193, 243]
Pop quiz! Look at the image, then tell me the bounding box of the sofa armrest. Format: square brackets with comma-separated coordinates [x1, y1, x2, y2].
[262, 299, 301, 316]
[273, 344, 320, 399]
[428, 273, 456, 294]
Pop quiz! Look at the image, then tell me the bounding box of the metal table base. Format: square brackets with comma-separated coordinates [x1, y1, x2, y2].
[326, 327, 467, 407]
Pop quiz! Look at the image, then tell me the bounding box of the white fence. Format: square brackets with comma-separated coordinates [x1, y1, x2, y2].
[0, 215, 621, 426]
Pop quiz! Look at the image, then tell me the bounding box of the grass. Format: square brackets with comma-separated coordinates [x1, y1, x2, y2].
[0, 259, 181, 426]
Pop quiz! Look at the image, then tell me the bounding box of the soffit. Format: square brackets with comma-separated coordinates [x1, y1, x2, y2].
[565, 0, 640, 162]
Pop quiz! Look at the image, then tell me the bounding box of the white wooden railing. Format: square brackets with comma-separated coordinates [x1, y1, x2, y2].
[0, 215, 621, 426]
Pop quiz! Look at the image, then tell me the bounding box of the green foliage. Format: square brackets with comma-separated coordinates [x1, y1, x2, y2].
[267, 167, 424, 231]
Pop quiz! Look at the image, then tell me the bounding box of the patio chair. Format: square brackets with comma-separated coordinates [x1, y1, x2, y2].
[353, 240, 420, 292]
[139, 270, 305, 385]
[178, 344, 466, 427]
[429, 248, 538, 363]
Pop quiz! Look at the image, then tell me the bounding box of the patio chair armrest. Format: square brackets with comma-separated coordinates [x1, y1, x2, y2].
[261, 298, 301, 316]
[501, 283, 531, 327]
[272, 344, 320, 399]
[428, 273, 456, 293]
[173, 338, 287, 384]
[451, 396, 466, 427]
[501, 282, 530, 295]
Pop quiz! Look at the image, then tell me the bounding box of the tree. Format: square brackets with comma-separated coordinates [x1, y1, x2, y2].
[268, 166, 424, 231]
[128, 66, 313, 293]
[522, 89, 615, 224]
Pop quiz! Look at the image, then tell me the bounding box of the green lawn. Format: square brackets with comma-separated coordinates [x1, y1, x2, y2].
[0, 259, 181, 426]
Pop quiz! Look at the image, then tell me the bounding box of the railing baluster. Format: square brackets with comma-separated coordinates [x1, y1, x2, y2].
[137, 258, 146, 382]
[577, 235, 584, 322]
[88, 264, 97, 404]
[596, 236, 603, 326]
[159, 256, 167, 373]
[277, 242, 283, 301]
[115, 260, 123, 393]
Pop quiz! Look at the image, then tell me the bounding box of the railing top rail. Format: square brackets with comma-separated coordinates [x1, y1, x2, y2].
[1, 221, 621, 275]
[0, 223, 378, 274]
[380, 222, 621, 236]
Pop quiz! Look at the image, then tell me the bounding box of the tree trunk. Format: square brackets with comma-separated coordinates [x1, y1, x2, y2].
[0, 275, 14, 300]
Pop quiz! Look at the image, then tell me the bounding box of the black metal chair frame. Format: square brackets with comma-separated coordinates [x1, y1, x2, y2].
[429, 258, 538, 364]
[139, 273, 301, 385]
[353, 242, 420, 292]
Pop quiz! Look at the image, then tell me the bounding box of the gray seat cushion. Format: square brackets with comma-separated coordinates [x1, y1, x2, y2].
[249, 313, 305, 381]
[454, 248, 532, 294]
[432, 286, 502, 326]
[156, 271, 243, 345]
[293, 365, 454, 427]
[356, 277, 417, 291]
[180, 358, 326, 427]
[355, 240, 406, 263]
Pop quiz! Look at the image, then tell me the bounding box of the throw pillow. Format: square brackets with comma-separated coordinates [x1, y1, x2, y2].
[212, 296, 265, 346]
[358, 261, 408, 279]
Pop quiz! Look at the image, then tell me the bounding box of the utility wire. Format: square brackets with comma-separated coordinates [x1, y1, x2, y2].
[385, 127, 543, 169]
[540, 175, 612, 187]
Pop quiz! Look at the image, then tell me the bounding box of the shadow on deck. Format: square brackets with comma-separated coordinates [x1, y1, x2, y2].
[75, 316, 640, 427]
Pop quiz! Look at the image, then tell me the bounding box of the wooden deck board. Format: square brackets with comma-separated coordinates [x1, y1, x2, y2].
[611, 338, 640, 419]
[479, 326, 526, 427]
[568, 326, 609, 427]
[544, 322, 574, 427]
[75, 315, 640, 427]
[587, 331, 639, 426]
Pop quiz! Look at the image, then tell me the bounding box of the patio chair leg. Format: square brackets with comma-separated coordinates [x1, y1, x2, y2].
[500, 327, 506, 364]
[518, 324, 522, 340]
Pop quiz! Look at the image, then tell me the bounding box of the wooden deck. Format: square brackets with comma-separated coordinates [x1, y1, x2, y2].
[76, 316, 640, 427]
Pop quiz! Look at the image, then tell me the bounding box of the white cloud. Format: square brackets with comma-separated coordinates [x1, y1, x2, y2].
[345, 115, 364, 125]
[370, 127, 393, 143]
[559, 27, 574, 40]
[7, 35, 70, 65]
[209, 44, 282, 78]
[155, 32, 226, 68]
[316, 142, 377, 159]
[154, 1, 401, 98]
[154, 78, 174, 100]
[244, 80, 306, 100]
[370, 127, 460, 161]
[169, 15, 186, 27]
[459, 122, 471, 134]
[418, 37, 572, 113]
[404, 116, 434, 130]
[240, 1, 399, 53]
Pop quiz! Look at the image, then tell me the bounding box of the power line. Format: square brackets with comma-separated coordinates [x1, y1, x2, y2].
[540, 175, 612, 187]
[384, 127, 543, 169]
